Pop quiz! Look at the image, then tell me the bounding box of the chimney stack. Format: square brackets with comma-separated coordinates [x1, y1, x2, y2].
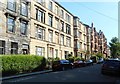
[91, 22, 93, 27]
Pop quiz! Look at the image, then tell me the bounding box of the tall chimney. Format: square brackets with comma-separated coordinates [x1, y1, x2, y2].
[91, 23, 93, 27]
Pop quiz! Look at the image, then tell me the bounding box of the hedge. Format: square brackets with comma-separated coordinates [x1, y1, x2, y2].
[1, 55, 46, 76]
[74, 57, 81, 61]
[66, 56, 74, 63]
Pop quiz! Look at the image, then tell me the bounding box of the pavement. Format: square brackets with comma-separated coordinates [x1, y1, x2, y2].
[0, 70, 52, 81]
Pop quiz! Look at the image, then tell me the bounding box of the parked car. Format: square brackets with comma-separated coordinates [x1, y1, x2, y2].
[101, 59, 120, 75]
[73, 60, 85, 68]
[52, 60, 73, 71]
[97, 58, 104, 64]
[85, 59, 93, 66]
[90, 56, 97, 63]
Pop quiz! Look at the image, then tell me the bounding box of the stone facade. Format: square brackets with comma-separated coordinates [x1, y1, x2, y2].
[0, 0, 74, 59]
[73, 17, 87, 59]
[0, 0, 30, 55]
[0, 0, 108, 59]
[29, 0, 74, 59]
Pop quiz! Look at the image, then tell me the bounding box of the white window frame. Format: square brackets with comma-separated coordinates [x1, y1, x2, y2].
[60, 35, 64, 45]
[37, 26, 45, 40]
[55, 33, 59, 44]
[48, 14, 53, 27]
[55, 49, 58, 58]
[66, 37, 71, 47]
[37, 0, 45, 6]
[20, 20, 27, 35]
[36, 9, 45, 23]
[7, 0, 16, 11]
[21, 2, 28, 16]
[60, 9, 64, 19]
[7, 16, 15, 33]
[55, 18, 59, 29]
[48, 1, 52, 11]
[36, 47, 45, 56]
[55, 5, 59, 15]
[49, 30, 53, 42]
[0, 41, 5, 54]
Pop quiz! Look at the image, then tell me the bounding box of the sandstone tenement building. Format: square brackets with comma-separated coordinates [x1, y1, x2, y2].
[0, 0, 109, 59]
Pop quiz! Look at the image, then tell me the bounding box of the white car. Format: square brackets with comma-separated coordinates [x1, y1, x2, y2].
[85, 59, 93, 66]
[97, 58, 104, 64]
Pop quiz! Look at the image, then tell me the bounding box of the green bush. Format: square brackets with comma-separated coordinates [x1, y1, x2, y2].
[74, 57, 81, 61]
[81, 58, 85, 61]
[68, 54, 72, 57]
[1, 55, 46, 76]
[54, 57, 60, 61]
[96, 53, 104, 59]
[67, 56, 74, 63]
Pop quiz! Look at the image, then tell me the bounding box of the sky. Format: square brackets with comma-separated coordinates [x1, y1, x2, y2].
[59, 1, 118, 45]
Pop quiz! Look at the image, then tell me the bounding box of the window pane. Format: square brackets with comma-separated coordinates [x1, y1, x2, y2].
[55, 6, 59, 15]
[66, 24, 71, 35]
[38, 11, 42, 21]
[7, 17, 14, 32]
[37, 27, 45, 40]
[49, 31, 53, 42]
[55, 18, 59, 29]
[66, 37, 71, 47]
[37, 47, 42, 56]
[36, 47, 44, 56]
[38, 0, 42, 3]
[49, 1, 52, 11]
[11, 42, 18, 54]
[8, 17, 14, 23]
[60, 21, 64, 32]
[55, 33, 59, 44]
[36, 10, 45, 23]
[21, 3, 28, 16]
[7, 0, 15, 11]
[8, 26, 14, 32]
[20, 21, 27, 35]
[38, 29, 42, 38]
[0, 41, 5, 54]
[61, 35, 64, 45]
[49, 48, 54, 58]
[48, 15, 52, 27]
[55, 49, 58, 58]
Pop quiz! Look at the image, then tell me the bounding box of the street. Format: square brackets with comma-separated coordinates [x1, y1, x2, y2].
[2, 64, 120, 83]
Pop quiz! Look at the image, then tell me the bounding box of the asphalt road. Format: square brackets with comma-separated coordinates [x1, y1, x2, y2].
[3, 64, 120, 83]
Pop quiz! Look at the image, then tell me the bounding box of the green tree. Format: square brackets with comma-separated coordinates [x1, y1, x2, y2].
[96, 52, 104, 59]
[115, 43, 120, 57]
[109, 37, 120, 58]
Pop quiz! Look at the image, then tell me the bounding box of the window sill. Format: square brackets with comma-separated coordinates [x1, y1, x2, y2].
[6, 31, 16, 35]
[37, 38, 45, 41]
[36, 20, 45, 24]
[20, 34, 28, 37]
[7, 8, 16, 13]
[19, 15, 29, 21]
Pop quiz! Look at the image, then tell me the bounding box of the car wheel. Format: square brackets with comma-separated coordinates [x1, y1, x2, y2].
[101, 70, 105, 75]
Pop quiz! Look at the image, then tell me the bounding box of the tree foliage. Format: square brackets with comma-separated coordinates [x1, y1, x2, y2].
[96, 52, 104, 59]
[109, 37, 120, 58]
